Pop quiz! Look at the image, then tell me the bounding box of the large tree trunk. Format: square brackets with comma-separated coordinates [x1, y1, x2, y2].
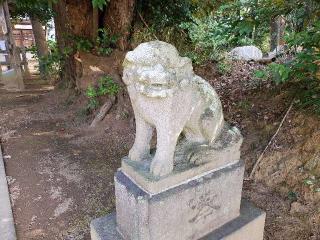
[52, 0, 135, 89]
[30, 16, 49, 79]
[52, 0, 94, 88]
[52, 0, 76, 88]
[66, 0, 94, 39]
[104, 0, 136, 50]
[92, 7, 99, 42]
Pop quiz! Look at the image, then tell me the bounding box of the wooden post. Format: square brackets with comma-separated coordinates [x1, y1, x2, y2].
[1, 0, 25, 90]
[0, 4, 5, 83]
[270, 15, 286, 51]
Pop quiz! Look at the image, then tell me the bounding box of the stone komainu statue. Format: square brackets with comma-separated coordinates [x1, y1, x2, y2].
[123, 41, 231, 177]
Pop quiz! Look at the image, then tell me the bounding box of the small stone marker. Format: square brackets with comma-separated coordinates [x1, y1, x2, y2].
[90, 41, 266, 240]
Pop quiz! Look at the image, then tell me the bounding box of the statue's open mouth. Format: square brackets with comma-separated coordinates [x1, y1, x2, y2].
[135, 82, 175, 98]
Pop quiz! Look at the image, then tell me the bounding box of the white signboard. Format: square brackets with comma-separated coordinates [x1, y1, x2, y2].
[0, 40, 6, 51]
[14, 24, 32, 30]
[0, 53, 7, 63]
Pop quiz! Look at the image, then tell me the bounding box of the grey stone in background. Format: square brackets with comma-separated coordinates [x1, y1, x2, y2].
[0, 146, 17, 240]
[91, 200, 265, 240]
[229, 46, 263, 61]
[116, 160, 244, 240]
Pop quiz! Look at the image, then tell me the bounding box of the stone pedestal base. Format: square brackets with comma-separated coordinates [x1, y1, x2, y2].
[90, 200, 265, 240]
[89, 159, 264, 240]
[115, 161, 244, 240]
[90, 135, 266, 240]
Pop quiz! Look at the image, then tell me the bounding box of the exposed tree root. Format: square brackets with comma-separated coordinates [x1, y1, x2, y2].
[90, 96, 116, 128]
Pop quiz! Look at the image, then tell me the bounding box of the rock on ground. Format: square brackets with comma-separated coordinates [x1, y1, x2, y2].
[229, 46, 263, 61]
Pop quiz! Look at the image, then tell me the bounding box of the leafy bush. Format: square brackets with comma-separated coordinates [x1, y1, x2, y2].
[27, 40, 66, 80]
[217, 59, 232, 75]
[96, 28, 117, 56]
[97, 75, 120, 96]
[92, 0, 108, 10]
[132, 0, 195, 61]
[180, 17, 232, 63]
[137, 0, 194, 30]
[86, 76, 120, 111]
[135, 0, 270, 64]
[73, 28, 117, 56]
[179, 0, 270, 63]
[255, 21, 320, 113]
[74, 37, 94, 52]
[44, 41, 74, 78]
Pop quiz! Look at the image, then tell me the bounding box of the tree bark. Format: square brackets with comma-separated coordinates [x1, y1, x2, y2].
[52, 0, 77, 88]
[52, 0, 135, 88]
[30, 16, 49, 79]
[270, 16, 286, 51]
[92, 7, 99, 42]
[66, 0, 94, 39]
[52, 0, 94, 88]
[104, 0, 136, 50]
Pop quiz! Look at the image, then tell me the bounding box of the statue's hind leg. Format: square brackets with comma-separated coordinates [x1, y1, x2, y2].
[183, 104, 207, 144]
[201, 106, 224, 144]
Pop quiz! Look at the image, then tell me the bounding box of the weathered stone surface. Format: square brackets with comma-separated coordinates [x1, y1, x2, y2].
[229, 46, 263, 61]
[90, 200, 265, 240]
[0, 146, 16, 240]
[121, 124, 242, 194]
[0, 69, 24, 91]
[90, 213, 123, 240]
[115, 160, 244, 240]
[123, 40, 231, 177]
[202, 200, 266, 240]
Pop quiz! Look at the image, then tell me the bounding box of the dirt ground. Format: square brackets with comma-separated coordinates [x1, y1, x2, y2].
[0, 61, 320, 240]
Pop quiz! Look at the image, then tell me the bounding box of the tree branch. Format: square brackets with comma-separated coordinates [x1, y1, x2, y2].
[248, 99, 295, 179]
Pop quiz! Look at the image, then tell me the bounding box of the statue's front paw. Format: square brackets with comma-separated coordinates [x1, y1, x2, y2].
[150, 157, 173, 177]
[189, 154, 203, 165]
[128, 147, 150, 161]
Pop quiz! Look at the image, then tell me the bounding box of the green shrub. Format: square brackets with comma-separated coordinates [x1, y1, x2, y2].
[96, 28, 117, 56]
[255, 21, 320, 113]
[179, 0, 268, 63]
[73, 28, 117, 56]
[137, 0, 194, 30]
[217, 59, 232, 75]
[96, 75, 120, 96]
[75, 37, 94, 52]
[180, 17, 231, 63]
[92, 0, 108, 10]
[85, 76, 120, 112]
